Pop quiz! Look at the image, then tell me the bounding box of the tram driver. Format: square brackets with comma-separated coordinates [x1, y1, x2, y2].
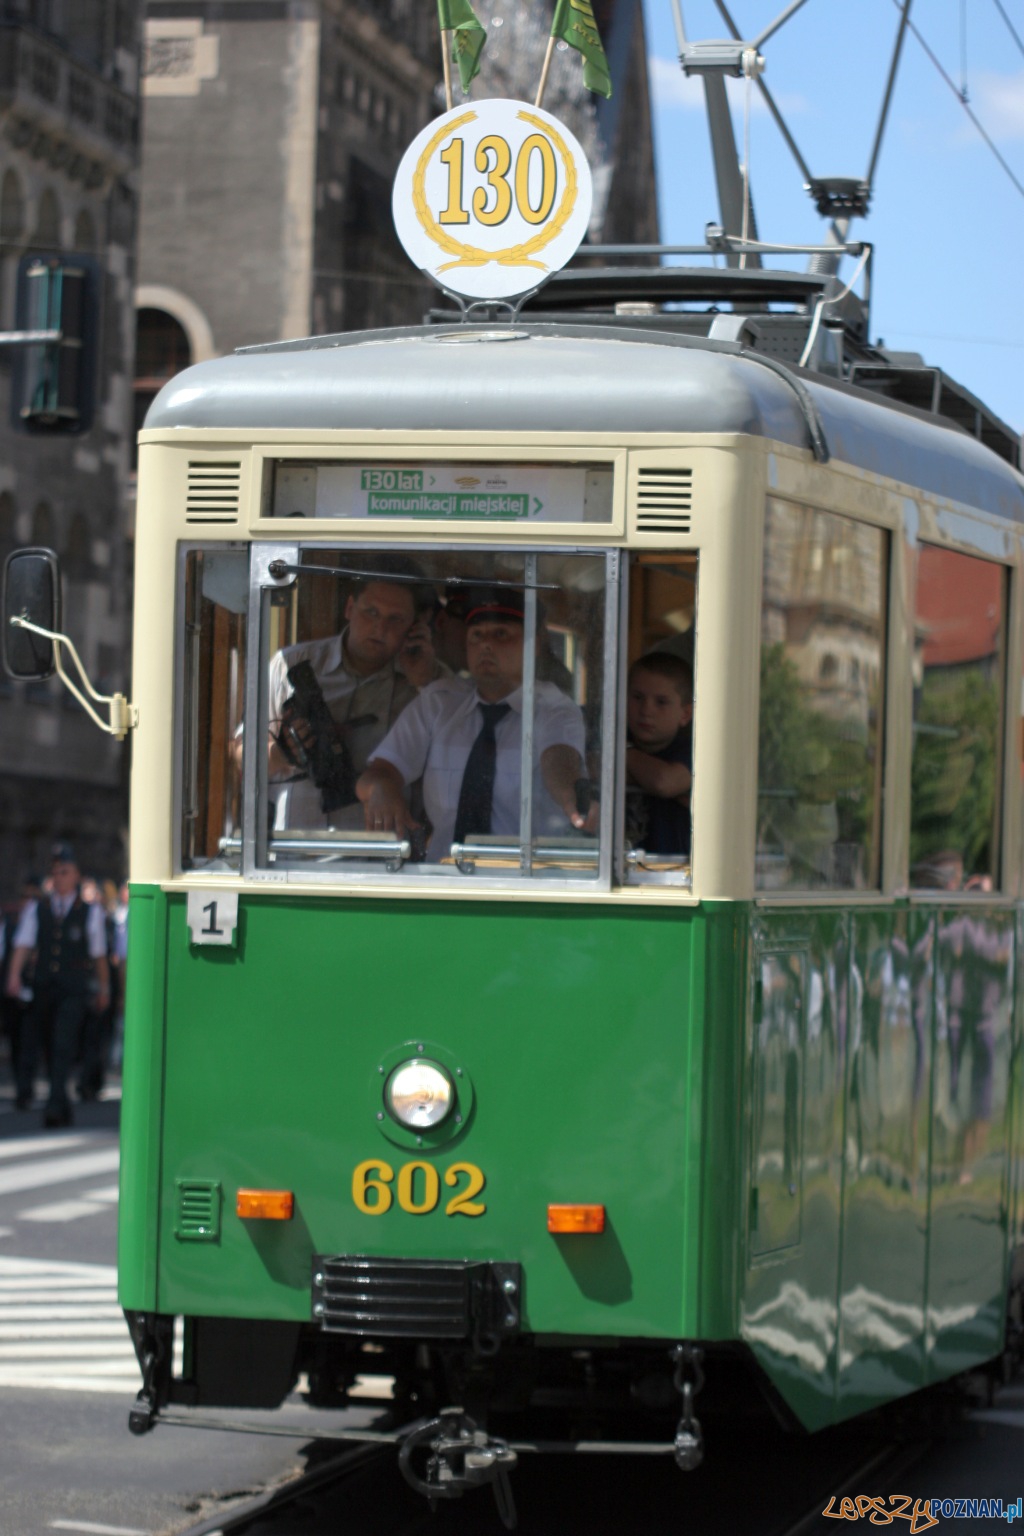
[355, 588, 596, 860]
[266, 555, 426, 831]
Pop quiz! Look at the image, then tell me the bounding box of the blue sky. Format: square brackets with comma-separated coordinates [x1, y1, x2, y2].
[640, 0, 1024, 434]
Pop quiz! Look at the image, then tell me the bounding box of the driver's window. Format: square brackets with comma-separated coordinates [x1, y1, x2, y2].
[255, 547, 610, 883]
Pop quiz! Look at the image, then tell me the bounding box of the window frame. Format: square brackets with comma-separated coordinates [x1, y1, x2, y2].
[174, 540, 250, 876]
[618, 551, 698, 889]
[908, 541, 1010, 896]
[754, 498, 891, 897]
[233, 540, 621, 894]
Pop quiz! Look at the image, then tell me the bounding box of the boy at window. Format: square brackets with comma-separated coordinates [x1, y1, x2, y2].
[625, 653, 693, 855]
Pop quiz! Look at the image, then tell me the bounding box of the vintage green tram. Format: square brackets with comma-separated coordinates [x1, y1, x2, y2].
[96, 299, 1024, 1502]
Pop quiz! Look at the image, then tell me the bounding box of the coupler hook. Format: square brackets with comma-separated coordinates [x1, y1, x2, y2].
[398, 1407, 518, 1530]
[670, 1342, 705, 1471]
[128, 1332, 165, 1436]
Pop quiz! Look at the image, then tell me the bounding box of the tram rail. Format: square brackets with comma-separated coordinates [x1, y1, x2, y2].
[171, 1442, 390, 1536]
[776, 1441, 937, 1536]
[162, 1411, 939, 1536]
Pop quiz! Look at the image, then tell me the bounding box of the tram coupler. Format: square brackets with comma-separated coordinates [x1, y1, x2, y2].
[125, 1311, 173, 1436]
[398, 1407, 518, 1529]
[671, 1342, 705, 1471]
[128, 1386, 157, 1436]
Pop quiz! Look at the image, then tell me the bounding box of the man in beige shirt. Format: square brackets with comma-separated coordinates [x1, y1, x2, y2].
[268, 570, 420, 831]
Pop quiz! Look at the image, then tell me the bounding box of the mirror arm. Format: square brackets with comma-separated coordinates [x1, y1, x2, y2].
[8, 616, 139, 740]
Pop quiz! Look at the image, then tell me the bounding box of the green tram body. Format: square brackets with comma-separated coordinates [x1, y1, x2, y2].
[119, 322, 1024, 1448]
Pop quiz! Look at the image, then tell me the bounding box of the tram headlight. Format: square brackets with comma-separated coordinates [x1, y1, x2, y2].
[385, 1059, 454, 1129]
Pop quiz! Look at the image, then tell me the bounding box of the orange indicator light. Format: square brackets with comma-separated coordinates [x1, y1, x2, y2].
[236, 1189, 294, 1221]
[547, 1203, 605, 1234]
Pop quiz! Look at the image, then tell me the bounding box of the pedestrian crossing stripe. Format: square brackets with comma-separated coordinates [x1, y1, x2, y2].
[0, 1256, 140, 1394]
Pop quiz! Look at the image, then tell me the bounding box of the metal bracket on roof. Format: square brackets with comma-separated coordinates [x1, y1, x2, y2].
[433, 279, 546, 325]
[679, 40, 763, 76]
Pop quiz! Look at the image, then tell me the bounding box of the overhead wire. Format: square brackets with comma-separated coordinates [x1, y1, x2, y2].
[894, 0, 1024, 203]
[991, 0, 1024, 63]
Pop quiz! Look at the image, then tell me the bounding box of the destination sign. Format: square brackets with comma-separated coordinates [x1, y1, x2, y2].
[269, 462, 613, 524]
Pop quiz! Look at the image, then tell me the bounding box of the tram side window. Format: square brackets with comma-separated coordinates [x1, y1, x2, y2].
[910, 545, 1006, 892]
[624, 554, 697, 883]
[756, 501, 887, 891]
[257, 547, 608, 882]
[181, 549, 248, 870]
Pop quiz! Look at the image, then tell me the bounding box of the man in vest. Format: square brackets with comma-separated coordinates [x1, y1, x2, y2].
[5, 842, 110, 1127]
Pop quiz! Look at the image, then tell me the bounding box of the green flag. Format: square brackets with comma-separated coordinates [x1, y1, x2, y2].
[437, 0, 486, 94]
[550, 0, 612, 98]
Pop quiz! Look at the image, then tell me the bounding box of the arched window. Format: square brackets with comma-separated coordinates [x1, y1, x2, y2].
[134, 307, 192, 451]
[31, 500, 54, 550]
[65, 511, 91, 579]
[135, 307, 191, 381]
[73, 208, 97, 252]
[32, 188, 62, 250]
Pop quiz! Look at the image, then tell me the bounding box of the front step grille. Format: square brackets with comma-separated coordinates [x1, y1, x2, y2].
[312, 1255, 522, 1341]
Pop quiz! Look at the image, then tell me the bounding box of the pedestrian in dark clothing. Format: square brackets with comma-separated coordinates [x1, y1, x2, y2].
[5, 843, 110, 1127]
[1, 874, 42, 1089]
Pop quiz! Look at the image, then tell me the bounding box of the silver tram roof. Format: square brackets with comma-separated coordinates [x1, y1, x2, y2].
[144, 323, 1024, 525]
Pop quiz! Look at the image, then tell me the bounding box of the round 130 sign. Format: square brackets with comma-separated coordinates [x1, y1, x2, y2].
[392, 98, 593, 302]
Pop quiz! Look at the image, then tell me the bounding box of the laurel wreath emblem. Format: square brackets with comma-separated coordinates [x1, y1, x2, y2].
[412, 109, 579, 272]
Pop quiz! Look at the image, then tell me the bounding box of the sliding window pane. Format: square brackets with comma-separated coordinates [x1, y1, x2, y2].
[181, 549, 248, 870]
[757, 501, 886, 891]
[910, 546, 1005, 891]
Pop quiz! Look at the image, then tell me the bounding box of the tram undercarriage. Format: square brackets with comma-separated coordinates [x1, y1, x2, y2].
[124, 1277, 1024, 1527]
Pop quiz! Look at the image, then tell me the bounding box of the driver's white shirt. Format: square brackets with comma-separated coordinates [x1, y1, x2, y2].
[372, 675, 586, 860]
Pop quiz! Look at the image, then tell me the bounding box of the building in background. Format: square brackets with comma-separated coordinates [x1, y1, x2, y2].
[135, 0, 657, 383]
[0, 0, 141, 888]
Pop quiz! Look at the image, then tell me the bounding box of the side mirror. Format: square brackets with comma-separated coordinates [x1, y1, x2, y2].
[3, 547, 62, 680]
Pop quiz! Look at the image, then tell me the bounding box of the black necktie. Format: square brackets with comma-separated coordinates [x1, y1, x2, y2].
[453, 702, 512, 844]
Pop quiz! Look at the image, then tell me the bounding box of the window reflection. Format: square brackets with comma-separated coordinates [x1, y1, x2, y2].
[910, 546, 1005, 891]
[757, 501, 886, 891]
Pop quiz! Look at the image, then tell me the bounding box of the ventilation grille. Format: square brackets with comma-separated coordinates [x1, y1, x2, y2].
[175, 1178, 221, 1242]
[634, 467, 693, 534]
[185, 461, 242, 523]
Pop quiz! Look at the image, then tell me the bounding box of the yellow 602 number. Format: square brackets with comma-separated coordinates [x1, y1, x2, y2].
[352, 1159, 486, 1218]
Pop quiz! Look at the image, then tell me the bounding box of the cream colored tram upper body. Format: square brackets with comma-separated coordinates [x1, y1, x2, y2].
[133, 322, 1024, 906]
